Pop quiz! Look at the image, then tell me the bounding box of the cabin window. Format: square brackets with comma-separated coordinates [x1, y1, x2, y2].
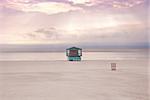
[78, 50, 82, 56]
[66, 50, 70, 56]
[69, 50, 78, 56]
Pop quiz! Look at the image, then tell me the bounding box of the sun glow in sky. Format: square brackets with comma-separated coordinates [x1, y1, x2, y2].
[0, 0, 148, 47]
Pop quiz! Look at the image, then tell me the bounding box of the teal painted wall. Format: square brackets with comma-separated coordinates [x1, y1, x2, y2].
[68, 56, 81, 61]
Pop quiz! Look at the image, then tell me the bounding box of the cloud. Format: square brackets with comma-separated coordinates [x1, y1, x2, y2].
[26, 27, 78, 44]
[68, 0, 146, 8]
[2, 0, 146, 14]
[6, 0, 35, 4]
[27, 28, 59, 40]
[24, 23, 147, 44]
[68, 0, 92, 4]
[0, 0, 147, 46]
[0, 22, 147, 45]
[3, 0, 82, 15]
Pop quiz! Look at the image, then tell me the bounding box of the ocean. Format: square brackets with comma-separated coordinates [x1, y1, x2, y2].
[0, 49, 148, 61]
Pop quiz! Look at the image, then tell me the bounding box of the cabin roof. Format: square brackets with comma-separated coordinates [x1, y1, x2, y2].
[66, 47, 82, 50]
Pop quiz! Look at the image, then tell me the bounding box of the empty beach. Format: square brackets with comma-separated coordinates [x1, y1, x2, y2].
[0, 51, 149, 100]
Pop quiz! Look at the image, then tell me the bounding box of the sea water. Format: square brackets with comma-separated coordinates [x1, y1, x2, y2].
[0, 49, 148, 61]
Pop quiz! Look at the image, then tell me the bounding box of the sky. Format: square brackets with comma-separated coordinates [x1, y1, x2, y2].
[0, 0, 149, 50]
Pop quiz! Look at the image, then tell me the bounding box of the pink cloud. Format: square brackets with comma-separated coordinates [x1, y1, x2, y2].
[68, 0, 145, 8]
[2, 0, 82, 15]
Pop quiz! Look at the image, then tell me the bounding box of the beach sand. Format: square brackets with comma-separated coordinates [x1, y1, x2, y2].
[0, 60, 149, 100]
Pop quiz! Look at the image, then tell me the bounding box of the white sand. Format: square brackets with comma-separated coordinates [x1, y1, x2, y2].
[0, 60, 149, 100]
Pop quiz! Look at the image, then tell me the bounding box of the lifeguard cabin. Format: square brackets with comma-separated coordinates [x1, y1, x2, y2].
[66, 47, 82, 61]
